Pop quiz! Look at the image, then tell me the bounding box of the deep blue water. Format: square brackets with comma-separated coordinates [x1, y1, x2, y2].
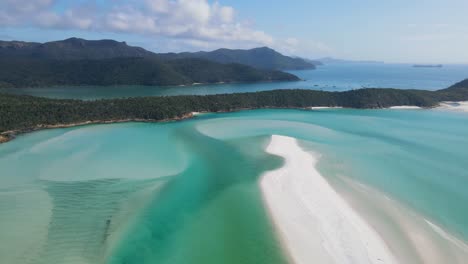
[1, 63, 467, 100]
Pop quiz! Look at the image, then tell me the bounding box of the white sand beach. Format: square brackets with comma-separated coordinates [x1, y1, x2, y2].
[310, 106, 343, 110]
[260, 135, 398, 264]
[388, 106, 422, 109]
[437, 101, 468, 112]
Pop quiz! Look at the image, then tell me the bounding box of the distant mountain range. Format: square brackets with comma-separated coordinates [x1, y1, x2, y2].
[0, 38, 315, 70]
[0, 38, 302, 88]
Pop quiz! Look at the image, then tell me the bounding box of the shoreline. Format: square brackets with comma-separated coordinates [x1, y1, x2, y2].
[336, 176, 468, 264]
[0, 107, 347, 144]
[0, 113, 195, 144]
[260, 135, 468, 264]
[388, 105, 422, 109]
[0, 78, 301, 90]
[0, 101, 451, 145]
[260, 135, 397, 264]
[437, 101, 468, 112]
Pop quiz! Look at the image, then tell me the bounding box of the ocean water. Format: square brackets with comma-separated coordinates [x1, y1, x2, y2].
[0, 108, 467, 263]
[2, 63, 468, 99]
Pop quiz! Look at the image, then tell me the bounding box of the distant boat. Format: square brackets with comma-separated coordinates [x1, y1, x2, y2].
[413, 64, 443, 68]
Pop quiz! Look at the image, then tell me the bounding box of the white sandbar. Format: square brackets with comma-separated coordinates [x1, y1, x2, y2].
[310, 106, 343, 110]
[388, 106, 422, 109]
[260, 135, 398, 264]
[437, 101, 468, 112]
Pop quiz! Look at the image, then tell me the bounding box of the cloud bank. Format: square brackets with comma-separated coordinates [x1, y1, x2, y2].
[0, 0, 280, 50]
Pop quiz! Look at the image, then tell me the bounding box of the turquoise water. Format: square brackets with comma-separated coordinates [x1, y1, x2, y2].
[1, 108, 468, 263]
[2, 63, 468, 99]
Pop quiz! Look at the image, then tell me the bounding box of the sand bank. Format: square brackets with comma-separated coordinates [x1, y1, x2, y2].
[310, 106, 343, 110]
[437, 101, 468, 112]
[337, 177, 468, 264]
[260, 135, 397, 264]
[388, 106, 422, 109]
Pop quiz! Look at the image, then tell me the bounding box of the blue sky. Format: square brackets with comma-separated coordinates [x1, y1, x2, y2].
[1, 0, 468, 63]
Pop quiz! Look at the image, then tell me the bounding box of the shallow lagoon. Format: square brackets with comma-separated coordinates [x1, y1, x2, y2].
[0, 108, 467, 263]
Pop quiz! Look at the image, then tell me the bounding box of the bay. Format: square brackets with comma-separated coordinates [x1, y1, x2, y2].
[2, 63, 468, 100]
[1, 108, 467, 263]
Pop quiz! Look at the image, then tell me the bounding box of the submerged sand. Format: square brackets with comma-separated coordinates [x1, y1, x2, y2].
[260, 135, 397, 264]
[260, 135, 468, 264]
[437, 101, 468, 112]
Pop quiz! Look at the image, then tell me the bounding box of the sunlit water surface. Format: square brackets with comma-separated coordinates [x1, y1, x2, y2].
[0, 108, 467, 263]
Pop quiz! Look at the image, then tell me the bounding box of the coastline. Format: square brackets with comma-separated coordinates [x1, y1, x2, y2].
[309, 106, 343, 110]
[0, 78, 301, 90]
[437, 101, 468, 112]
[388, 105, 422, 109]
[335, 177, 468, 264]
[260, 135, 468, 264]
[0, 113, 194, 144]
[259, 135, 397, 264]
[0, 101, 451, 145]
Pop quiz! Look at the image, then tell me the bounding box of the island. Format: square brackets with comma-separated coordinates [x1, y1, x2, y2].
[0, 57, 299, 88]
[1, 79, 467, 143]
[0, 38, 319, 88]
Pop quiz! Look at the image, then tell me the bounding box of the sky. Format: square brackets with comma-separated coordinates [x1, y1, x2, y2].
[1, 0, 468, 64]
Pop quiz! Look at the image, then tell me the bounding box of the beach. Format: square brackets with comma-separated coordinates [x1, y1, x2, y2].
[389, 106, 422, 109]
[260, 135, 397, 264]
[437, 101, 468, 112]
[2, 109, 468, 263]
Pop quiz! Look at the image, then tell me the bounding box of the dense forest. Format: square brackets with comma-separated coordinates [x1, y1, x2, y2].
[1, 81, 467, 141]
[0, 38, 315, 80]
[0, 57, 299, 88]
[0, 37, 315, 71]
[0, 37, 309, 88]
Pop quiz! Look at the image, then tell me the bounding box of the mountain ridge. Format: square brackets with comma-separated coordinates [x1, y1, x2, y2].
[0, 37, 155, 60]
[158, 46, 316, 70]
[0, 38, 302, 87]
[0, 38, 315, 70]
[0, 57, 299, 88]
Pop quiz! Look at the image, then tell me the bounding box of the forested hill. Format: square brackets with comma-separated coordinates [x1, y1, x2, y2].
[2, 83, 467, 139]
[0, 38, 155, 60]
[0, 38, 303, 87]
[0, 38, 315, 70]
[158, 47, 316, 70]
[0, 57, 299, 88]
[445, 79, 468, 90]
[434, 79, 468, 101]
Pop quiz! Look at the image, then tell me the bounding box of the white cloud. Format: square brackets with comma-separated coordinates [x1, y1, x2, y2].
[0, 0, 276, 49]
[212, 2, 235, 23]
[0, 0, 56, 25]
[3, 0, 54, 14]
[146, 0, 170, 13]
[0, 0, 331, 57]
